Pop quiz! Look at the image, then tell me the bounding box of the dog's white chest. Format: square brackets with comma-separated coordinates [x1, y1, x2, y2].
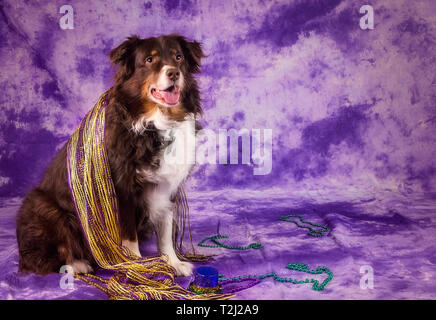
[156, 119, 195, 193]
[134, 111, 196, 195]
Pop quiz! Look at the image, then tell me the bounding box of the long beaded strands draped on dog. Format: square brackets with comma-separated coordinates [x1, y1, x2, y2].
[66, 90, 232, 300]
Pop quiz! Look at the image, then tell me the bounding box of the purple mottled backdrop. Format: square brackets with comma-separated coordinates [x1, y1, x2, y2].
[1, 0, 436, 299]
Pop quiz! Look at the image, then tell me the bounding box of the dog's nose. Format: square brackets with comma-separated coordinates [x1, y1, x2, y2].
[166, 68, 180, 81]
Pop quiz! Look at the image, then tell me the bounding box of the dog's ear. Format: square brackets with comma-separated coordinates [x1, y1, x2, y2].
[110, 35, 140, 79]
[176, 36, 206, 74]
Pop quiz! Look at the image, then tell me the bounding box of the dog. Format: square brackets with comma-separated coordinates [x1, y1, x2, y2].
[16, 34, 205, 276]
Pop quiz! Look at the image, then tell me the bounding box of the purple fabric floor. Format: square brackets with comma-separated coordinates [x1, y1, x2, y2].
[1, 188, 435, 300]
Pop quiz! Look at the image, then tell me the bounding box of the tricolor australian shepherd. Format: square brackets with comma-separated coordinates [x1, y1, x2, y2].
[16, 34, 205, 276]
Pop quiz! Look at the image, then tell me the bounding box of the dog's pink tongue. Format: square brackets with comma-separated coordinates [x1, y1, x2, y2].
[159, 89, 180, 105]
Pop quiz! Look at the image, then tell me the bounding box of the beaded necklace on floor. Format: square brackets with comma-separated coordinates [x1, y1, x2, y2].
[195, 215, 332, 294]
[196, 236, 333, 293]
[198, 235, 262, 250]
[218, 263, 334, 293]
[198, 214, 329, 252]
[279, 214, 329, 237]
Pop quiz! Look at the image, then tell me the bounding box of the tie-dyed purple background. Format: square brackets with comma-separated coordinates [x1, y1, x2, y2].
[1, 0, 436, 299]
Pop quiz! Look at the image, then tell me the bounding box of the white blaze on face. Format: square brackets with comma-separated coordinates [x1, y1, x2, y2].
[149, 65, 184, 107]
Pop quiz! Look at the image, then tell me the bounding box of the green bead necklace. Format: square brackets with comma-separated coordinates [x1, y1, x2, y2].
[198, 234, 263, 250]
[196, 214, 333, 293]
[218, 263, 334, 292]
[279, 214, 329, 237]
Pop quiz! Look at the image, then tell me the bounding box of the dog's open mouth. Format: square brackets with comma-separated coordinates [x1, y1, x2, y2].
[151, 85, 180, 106]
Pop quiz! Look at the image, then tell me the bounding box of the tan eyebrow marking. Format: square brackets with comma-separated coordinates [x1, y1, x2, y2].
[151, 50, 158, 55]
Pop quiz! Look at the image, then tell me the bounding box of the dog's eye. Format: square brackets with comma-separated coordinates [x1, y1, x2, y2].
[146, 56, 153, 63]
[175, 54, 182, 61]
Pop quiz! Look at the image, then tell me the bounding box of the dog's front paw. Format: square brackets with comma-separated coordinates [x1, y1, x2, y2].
[169, 260, 194, 277]
[69, 259, 93, 274]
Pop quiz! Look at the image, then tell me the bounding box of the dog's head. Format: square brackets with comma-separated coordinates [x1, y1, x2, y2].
[110, 34, 205, 117]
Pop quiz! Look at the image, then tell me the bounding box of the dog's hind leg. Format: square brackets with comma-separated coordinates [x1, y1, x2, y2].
[16, 189, 93, 274]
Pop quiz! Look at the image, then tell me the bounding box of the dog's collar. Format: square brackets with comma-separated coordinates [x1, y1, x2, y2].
[162, 128, 176, 151]
[146, 124, 176, 149]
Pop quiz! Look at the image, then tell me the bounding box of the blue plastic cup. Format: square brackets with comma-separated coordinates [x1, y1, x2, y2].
[194, 266, 219, 288]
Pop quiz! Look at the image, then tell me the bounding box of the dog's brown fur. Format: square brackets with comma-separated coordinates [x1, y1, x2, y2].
[16, 34, 205, 274]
